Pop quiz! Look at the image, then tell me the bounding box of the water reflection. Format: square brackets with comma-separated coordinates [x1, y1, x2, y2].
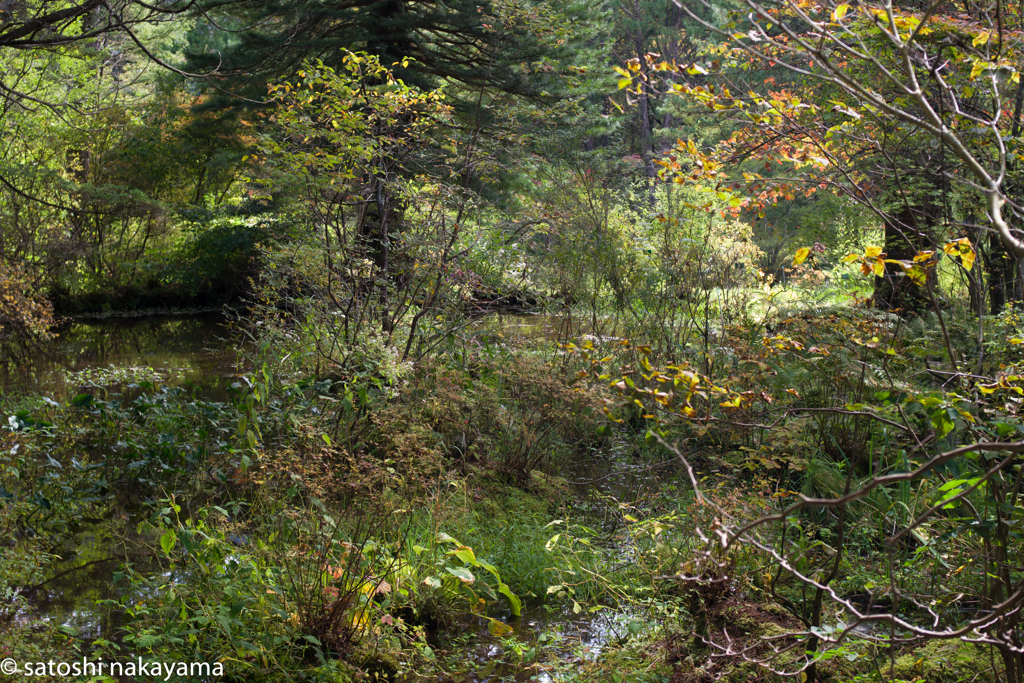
[436, 606, 644, 683]
[11, 513, 162, 641]
[0, 314, 242, 397]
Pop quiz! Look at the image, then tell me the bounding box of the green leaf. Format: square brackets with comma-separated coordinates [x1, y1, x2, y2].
[134, 634, 158, 649]
[498, 582, 522, 616]
[453, 545, 477, 565]
[937, 478, 972, 493]
[71, 393, 94, 407]
[446, 566, 475, 583]
[160, 529, 176, 556]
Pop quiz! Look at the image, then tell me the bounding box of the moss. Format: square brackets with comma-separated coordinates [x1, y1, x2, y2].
[474, 469, 571, 520]
[760, 602, 795, 620]
[721, 659, 767, 683]
[529, 470, 572, 506]
[671, 598, 808, 683]
[310, 664, 355, 683]
[347, 651, 399, 682]
[713, 601, 800, 637]
[890, 639, 996, 683]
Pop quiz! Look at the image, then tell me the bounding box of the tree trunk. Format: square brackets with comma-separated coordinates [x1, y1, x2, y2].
[874, 206, 935, 314]
[988, 231, 1018, 314]
[990, 78, 1024, 313]
[634, 36, 656, 207]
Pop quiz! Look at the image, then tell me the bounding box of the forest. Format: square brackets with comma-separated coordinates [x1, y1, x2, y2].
[1, 0, 1024, 680]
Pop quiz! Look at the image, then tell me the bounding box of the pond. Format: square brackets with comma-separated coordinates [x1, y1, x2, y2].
[0, 313, 243, 398]
[10, 512, 162, 641]
[0, 310, 620, 399]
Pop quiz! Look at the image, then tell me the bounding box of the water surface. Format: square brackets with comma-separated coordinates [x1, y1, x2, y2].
[0, 314, 242, 397]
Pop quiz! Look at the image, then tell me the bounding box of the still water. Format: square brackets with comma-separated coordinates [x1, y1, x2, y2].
[0, 311, 617, 398]
[0, 313, 242, 397]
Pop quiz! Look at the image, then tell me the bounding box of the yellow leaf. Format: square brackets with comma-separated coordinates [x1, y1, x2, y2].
[487, 618, 514, 636]
[865, 245, 883, 258]
[973, 31, 990, 47]
[971, 60, 988, 79]
[913, 250, 935, 263]
[793, 247, 811, 265]
[832, 3, 850, 20]
[842, 253, 859, 263]
[943, 238, 976, 270]
[961, 248, 976, 271]
[872, 259, 885, 276]
[618, 78, 632, 89]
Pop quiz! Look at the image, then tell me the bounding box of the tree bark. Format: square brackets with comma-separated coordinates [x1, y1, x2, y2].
[634, 37, 656, 207]
[874, 206, 935, 314]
